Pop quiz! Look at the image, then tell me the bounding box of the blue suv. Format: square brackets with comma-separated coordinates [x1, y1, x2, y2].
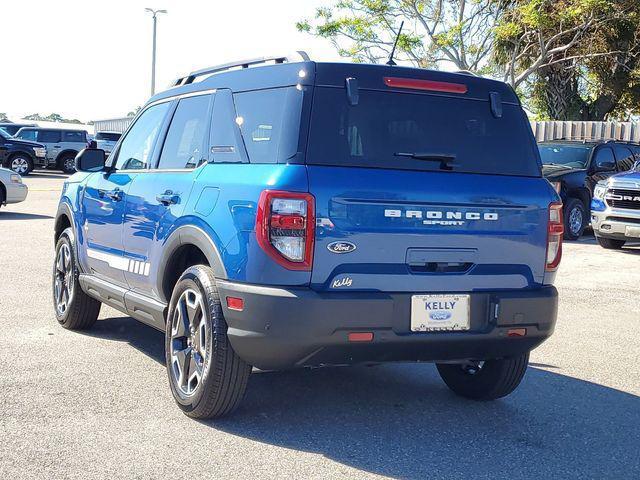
[53, 53, 562, 418]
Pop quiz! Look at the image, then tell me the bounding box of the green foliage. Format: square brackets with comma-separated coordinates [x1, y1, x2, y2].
[0, 112, 8, 121]
[23, 113, 83, 124]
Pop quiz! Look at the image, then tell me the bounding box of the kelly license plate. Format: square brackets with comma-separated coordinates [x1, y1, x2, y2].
[411, 294, 470, 332]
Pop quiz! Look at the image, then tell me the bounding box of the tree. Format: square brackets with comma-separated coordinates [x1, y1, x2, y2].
[0, 112, 8, 121]
[297, 0, 505, 73]
[298, 0, 639, 119]
[494, 0, 639, 120]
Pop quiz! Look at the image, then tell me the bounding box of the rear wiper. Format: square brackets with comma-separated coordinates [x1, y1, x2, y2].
[394, 152, 458, 170]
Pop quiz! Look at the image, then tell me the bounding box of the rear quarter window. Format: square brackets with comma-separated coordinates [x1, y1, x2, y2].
[307, 87, 540, 177]
[232, 87, 303, 164]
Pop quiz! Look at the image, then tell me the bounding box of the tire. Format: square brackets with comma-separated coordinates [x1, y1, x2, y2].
[563, 198, 586, 240]
[165, 265, 251, 419]
[8, 154, 33, 176]
[596, 235, 625, 250]
[52, 228, 101, 330]
[0, 185, 5, 207]
[58, 153, 77, 174]
[436, 352, 529, 401]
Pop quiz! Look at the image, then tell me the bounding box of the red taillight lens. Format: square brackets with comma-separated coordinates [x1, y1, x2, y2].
[383, 77, 468, 94]
[226, 296, 244, 311]
[546, 202, 564, 271]
[256, 190, 315, 271]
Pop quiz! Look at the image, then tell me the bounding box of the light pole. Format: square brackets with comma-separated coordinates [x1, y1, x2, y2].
[145, 8, 167, 96]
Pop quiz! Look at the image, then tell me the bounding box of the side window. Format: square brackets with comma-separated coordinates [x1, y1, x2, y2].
[63, 131, 86, 142]
[38, 130, 62, 143]
[157, 94, 211, 170]
[16, 129, 37, 141]
[593, 147, 615, 171]
[614, 145, 635, 171]
[209, 89, 248, 164]
[233, 87, 302, 163]
[114, 102, 171, 170]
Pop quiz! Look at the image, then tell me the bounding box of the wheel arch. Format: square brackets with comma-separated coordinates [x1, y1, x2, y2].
[54, 202, 75, 244]
[157, 226, 227, 303]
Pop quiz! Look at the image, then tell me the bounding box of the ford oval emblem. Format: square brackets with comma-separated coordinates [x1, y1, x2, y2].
[429, 311, 452, 321]
[327, 241, 357, 254]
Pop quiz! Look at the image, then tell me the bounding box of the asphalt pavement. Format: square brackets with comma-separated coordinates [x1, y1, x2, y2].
[0, 172, 638, 479]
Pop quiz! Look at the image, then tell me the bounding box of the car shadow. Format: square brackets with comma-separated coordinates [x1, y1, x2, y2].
[86, 316, 640, 479]
[0, 211, 53, 220]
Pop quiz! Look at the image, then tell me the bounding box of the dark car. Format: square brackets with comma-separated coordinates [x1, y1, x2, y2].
[0, 128, 47, 175]
[0, 122, 37, 136]
[539, 140, 640, 239]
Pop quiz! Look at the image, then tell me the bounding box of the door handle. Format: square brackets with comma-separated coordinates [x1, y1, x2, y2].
[156, 190, 180, 206]
[99, 189, 122, 201]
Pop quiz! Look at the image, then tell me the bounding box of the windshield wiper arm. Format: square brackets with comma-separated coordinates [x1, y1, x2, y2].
[394, 152, 458, 170]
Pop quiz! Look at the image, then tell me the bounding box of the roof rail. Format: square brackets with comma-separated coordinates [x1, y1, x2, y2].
[172, 51, 311, 87]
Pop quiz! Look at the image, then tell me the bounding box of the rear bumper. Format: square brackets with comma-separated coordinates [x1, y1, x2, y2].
[218, 281, 558, 370]
[6, 183, 28, 204]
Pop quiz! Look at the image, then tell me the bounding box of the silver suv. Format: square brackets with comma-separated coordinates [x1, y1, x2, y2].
[14, 127, 88, 173]
[591, 159, 640, 249]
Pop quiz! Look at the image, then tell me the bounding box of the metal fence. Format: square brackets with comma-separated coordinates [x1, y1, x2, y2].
[93, 117, 134, 134]
[531, 121, 640, 143]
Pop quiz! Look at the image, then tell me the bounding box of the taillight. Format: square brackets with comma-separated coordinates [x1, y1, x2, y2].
[546, 202, 564, 271]
[256, 190, 315, 270]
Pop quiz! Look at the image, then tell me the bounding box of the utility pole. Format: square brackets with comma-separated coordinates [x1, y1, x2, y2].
[145, 8, 167, 96]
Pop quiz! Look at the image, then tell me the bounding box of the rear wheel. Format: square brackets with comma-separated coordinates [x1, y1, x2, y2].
[436, 352, 529, 400]
[596, 236, 625, 250]
[564, 198, 586, 240]
[9, 154, 33, 175]
[58, 153, 77, 174]
[53, 228, 101, 329]
[165, 265, 251, 419]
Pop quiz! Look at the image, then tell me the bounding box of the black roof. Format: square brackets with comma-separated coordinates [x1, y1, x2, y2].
[149, 60, 520, 106]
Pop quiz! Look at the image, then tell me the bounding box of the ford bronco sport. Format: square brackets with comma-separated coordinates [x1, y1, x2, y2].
[53, 53, 561, 419]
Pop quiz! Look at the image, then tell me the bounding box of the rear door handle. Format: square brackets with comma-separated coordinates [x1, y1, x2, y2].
[156, 190, 180, 206]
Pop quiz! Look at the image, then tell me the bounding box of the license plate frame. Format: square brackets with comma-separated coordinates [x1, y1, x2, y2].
[410, 294, 471, 332]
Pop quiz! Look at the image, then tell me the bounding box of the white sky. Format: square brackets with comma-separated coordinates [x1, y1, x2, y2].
[0, 0, 342, 122]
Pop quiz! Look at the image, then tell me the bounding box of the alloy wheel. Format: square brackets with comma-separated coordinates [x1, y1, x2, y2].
[169, 289, 208, 396]
[54, 243, 74, 315]
[11, 157, 29, 175]
[569, 206, 583, 236]
[64, 157, 75, 172]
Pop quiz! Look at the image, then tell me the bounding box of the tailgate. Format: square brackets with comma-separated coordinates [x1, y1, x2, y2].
[309, 166, 553, 292]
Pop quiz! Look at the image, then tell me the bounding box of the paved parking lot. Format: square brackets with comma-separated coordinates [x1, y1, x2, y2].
[1, 173, 639, 479]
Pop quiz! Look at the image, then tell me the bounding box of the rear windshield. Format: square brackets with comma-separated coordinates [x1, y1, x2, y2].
[96, 132, 121, 141]
[538, 144, 591, 169]
[307, 87, 540, 176]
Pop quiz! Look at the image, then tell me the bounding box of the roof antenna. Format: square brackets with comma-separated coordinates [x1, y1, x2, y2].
[386, 20, 404, 66]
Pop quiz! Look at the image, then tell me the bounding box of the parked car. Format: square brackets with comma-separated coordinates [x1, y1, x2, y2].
[95, 131, 122, 157]
[591, 162, 640, 249]
[0, 128, 47, 175]
[14, 127, 89, 173]
[0, 166, 28, 207]
[539, 140, 640, 239]
[0, 122, 37, 136]
[53, 54, 561, 419]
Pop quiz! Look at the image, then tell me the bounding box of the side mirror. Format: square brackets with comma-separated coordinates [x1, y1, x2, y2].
[595, 160, 616, 172]
[75, 148, 106, 172]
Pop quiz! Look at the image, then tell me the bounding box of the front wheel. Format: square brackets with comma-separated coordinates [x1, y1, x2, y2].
[436, 352, 529, 400]
[564, 198, 586, 240]
[596, 236, 626, 250]
[9, 155, 33, 176]
[53, 228, 101, 329]
[165, 265, 251, 419]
